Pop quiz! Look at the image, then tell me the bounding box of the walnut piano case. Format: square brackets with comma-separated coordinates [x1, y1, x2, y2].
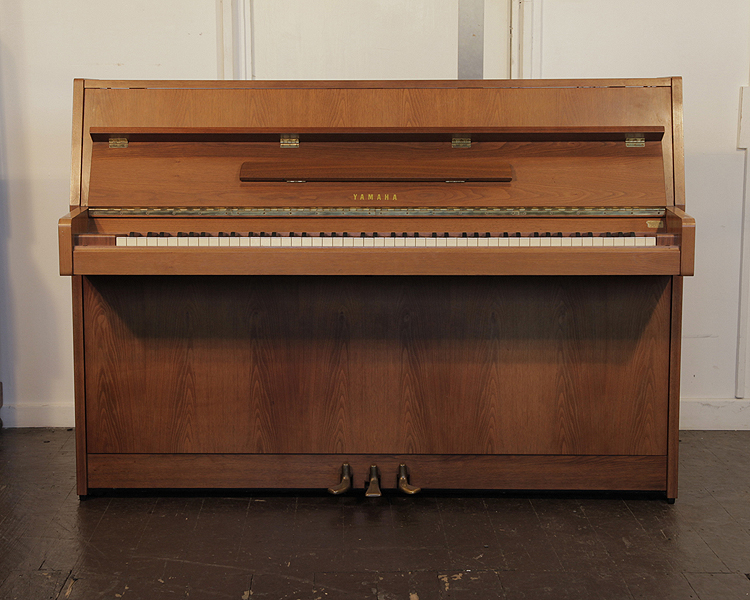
[59, 78, 694, 499]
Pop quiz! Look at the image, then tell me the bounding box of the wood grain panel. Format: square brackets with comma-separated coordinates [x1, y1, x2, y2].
[80, 83, 675, 207]
[238, 145, 513, 182]
[87, 140, 665, 208]
[667, 276, 683, 499]
[72, 276, 88, 496]
[87, 453, 667, 491]
[72, 246, 682, 276]
[83, 275, 671, 457]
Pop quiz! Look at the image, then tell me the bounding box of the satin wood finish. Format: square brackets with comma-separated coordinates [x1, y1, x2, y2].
[60, 79, 692, 498]
[83, 276, 670, 456]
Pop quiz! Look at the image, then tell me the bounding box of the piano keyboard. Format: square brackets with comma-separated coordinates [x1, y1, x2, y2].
[115, 232, 658, 248]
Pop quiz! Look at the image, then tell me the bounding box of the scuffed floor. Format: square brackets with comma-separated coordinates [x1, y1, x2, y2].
[1, 428, 750, 599]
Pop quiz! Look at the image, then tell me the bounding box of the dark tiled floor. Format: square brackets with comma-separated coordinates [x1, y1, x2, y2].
[1, 430, 750, 599]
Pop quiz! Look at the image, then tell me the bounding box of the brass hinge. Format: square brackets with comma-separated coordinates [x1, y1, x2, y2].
[280, 134, 300, 148]
[109, 137, 129, 148]
[452, 136, 471, 149]
[625, 134, 646, 148]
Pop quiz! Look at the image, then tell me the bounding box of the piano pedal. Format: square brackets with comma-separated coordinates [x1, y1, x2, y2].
[365, 465, 382, 497]
[327, 463, 353, 495]
[397, 463, 421, 495]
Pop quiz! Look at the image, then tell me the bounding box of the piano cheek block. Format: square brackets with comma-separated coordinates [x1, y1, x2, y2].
[63, 78, 690, 500]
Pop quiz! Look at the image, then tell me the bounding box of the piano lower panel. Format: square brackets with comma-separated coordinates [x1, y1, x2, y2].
[73, 246, 681, 276]
[87, 453, 667, 491]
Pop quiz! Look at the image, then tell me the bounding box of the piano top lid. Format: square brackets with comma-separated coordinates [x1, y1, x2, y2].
[81, 77, 677, 90]
[73, 78, 683, 210]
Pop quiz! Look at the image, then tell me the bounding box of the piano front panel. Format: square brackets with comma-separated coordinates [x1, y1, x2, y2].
[87, 139, 666, 208]
[83, 274, 671, 457]
[79, 84, 676, 208]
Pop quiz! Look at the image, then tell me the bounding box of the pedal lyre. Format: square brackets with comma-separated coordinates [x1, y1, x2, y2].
[365, 465, 382, 497]
[328, 463, 353, 495]
[397, 463, 421, 495]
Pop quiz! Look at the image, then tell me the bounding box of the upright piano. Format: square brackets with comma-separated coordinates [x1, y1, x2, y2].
[59, 78, 694, 499]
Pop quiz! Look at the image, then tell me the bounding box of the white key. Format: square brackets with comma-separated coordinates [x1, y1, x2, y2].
[602, 237, 614, 247]
[177, 237, 189, 247]
[645, 237, 656, 246]
[167, 237, 178, 247]
[116, 237, 127, 247]
[157, 237, 169, 247]
[218, 237, 230, 247]
[239, 237, 250, 247]
[136, 237, 148, 247]
[198, 237, 210, 247]
[230, 237, 241, 247]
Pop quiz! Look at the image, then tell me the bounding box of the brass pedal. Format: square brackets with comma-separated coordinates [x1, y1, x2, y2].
[327, 463, 353, 495]
[365, 465, 382, 497]
[397, 463, 421, 495]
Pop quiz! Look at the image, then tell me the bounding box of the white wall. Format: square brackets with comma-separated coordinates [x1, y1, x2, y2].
[537, 0, 750, 427]
[0, 1, 220, 426]
[1, 0, 748, 428]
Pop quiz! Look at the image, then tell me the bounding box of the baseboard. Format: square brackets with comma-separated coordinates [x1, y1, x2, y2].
[0, 403, 75, 428]
[679, 398, 750, 430]
[2, 399, 750, 430]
